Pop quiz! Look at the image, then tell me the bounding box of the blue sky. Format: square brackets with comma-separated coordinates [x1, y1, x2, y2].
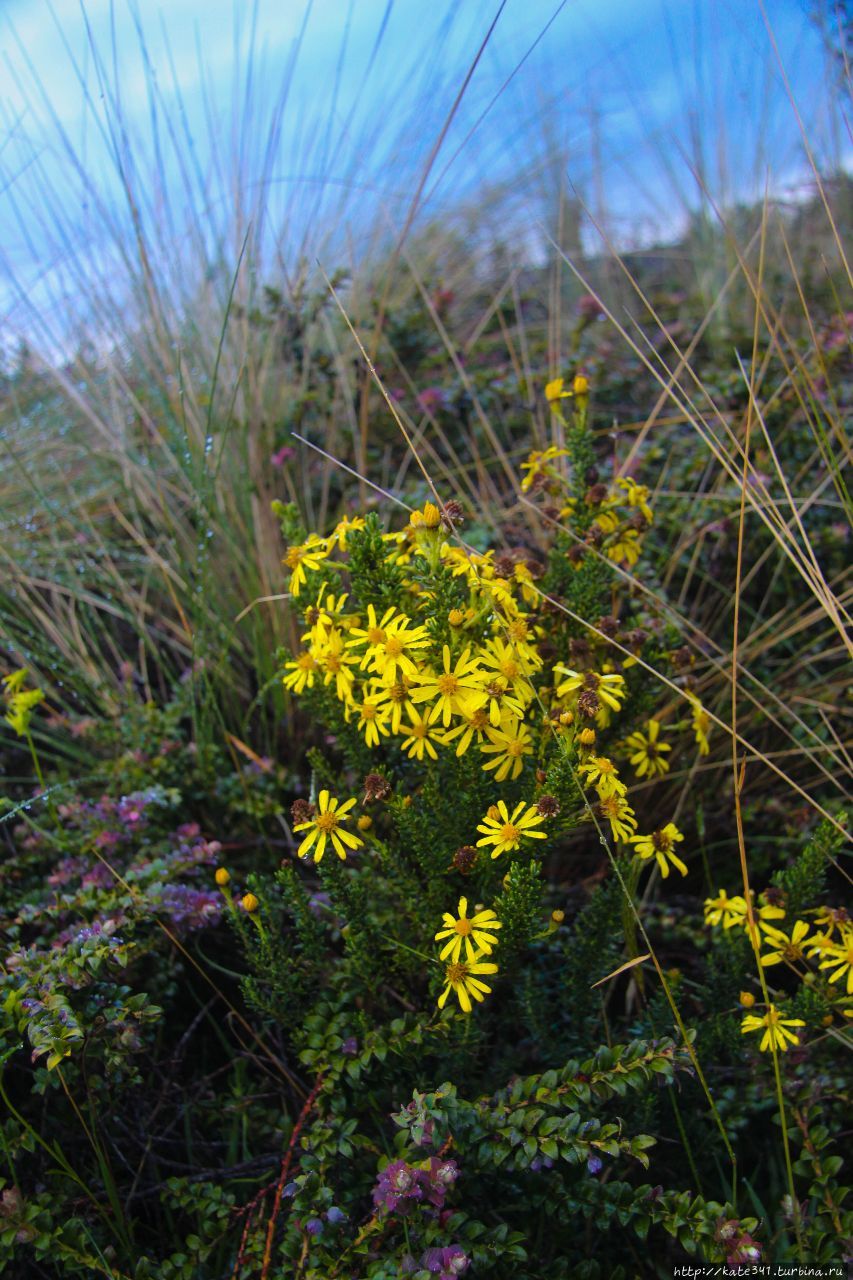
[0, 0, 846, 349]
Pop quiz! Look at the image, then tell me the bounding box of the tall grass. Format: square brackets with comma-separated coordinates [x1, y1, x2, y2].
[0, 0, 849, 802]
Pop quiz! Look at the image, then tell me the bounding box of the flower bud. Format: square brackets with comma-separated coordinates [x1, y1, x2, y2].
[214, 867, 231, 887]
[241, 893, 259, 913]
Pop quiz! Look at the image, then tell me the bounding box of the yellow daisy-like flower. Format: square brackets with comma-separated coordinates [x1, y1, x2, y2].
[292, 790, 364, 863]
[554, 667, 627, 714]
[315, 631, 360, 703]
[368, 617, 431, 686]
[411, 646, 486, 727]
[741, 1004, 805, 1053]
[371, 678, 418, 734]
[325, 515, 366, 551]
[479, 637, 537, 700]
[759, 919, 811, 968]
[437, 951, 499, 1014]
[475, 800, 547, 858]
[283, 535, 329, 597]
[704, 889, 748, 929]
[282, 650, 319, 694]
[616, 476, 653, 523]
[519, 444, 570, 492]
[479, 718, 534, 782]
[354, 692, 391, 748]
[686, 692, 711, 756]
[631, 824, 687, 878]
[346, 605, 405, 668]
[817, 926, 853, 994]
[399, 711, 448, 762]
[597, 793, 637, 843]
[578, 755, 626, 799]
[435, 897, 502, 962]
[624, 720, 671, 779]
[443, 706, 492, 758]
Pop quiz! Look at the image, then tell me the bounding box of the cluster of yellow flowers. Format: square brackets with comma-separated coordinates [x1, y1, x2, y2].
[705, 890, 853, 1051]
[2, 669, 44, 738]
[280, 500, 708, 863]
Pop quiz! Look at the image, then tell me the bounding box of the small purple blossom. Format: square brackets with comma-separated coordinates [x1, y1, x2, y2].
[586, 1154, 603, 1175]
[422, 1245, 469, 1277]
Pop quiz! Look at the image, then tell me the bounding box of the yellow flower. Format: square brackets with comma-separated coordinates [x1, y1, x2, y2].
[741, 1004, 805, 1053]
[282, 650, 319, 694]
[409, 501, 442, 530]
[435, 897, 502, 962]
[760, 919, 811, 968]
[704, 889, 747, 929]
[326, 515, 365, 551]
[479, 637, 537, 700]
[817, 926, 853, 994]
[315, 631, 360, 703]
[357, 814, 373, 831]
[214, 868, 230, 887]
[577, 727, 596, 748]
[597, 793, 637, 842]
[475, 800, 547, 858]
[624, 720, 671, 779]
[578, 755, 626, 799]
[399, 711, 448, 762]
[616, 476, 653, 523]
[346, 604, 405, 668]
[479, 718, 534, 782]
[739, 990, 756, 1008]
[437, 952, 498, 1014]
[283, 535, 329, 597]
[241, 893, 259, 913]
[443, 706, 492, 757]
[354, 692, 391, 748]
[554, 667, 627, 714]
[371, 678, 419, 734]
[519, 444, 569, 492]
[572, 374, 589, 396]
[686, 693, 711, 756]
[545, 378, 571, 403]
[631, 824, 687, 878]
[410, 646, 486, 727]
[368, 616, 431, 685]
[292, 789, 364, 863]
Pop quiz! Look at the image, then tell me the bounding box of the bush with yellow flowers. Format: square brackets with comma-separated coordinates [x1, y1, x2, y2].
[196, 378, 816, 1275]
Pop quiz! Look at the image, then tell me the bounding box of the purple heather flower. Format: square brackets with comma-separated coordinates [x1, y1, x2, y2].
[305, 1217, 324, 1237]
[372, 1160, 425, 1213]
[587, 1154, 603, 1175]
[325, 1206, 346, 1225]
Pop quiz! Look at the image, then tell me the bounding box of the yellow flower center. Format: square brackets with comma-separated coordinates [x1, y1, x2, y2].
[297, 653, 315, 670]
[315, 812, 339, 833]
[454, 919, 473, 936]
[384, 636, 404, 658]
[651, 830, 672, 852]
[361, 703, 378, 720]
[446, 961, 468, 984]
[367, 626, 386, 644]
[471, 709, 489, 730]
[500, 658, 519, 678]
[436, 673, 459, 696]
[507, 621, 528, 642]
[410, 723, 428, 738]
[507, 740, 525, 757]
[499, 823, 519, 843]
[285, 547, 303, 569]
